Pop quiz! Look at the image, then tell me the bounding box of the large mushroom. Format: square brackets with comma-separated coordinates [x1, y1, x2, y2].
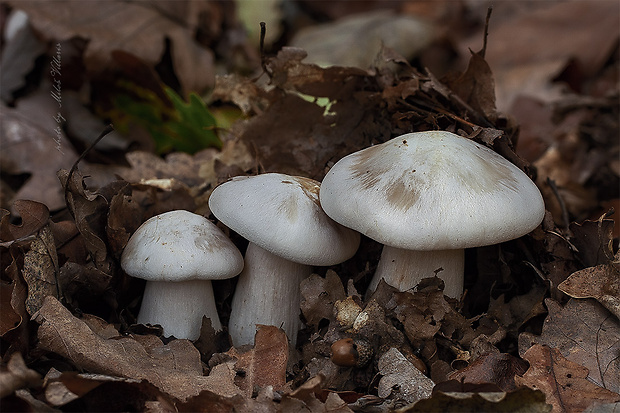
[319, 131, 545, 298]
[208, 173, 360, 347]
[121, 210, 244, 340]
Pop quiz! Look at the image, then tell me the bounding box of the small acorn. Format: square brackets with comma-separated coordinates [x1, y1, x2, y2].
[331, 337, 373, 368]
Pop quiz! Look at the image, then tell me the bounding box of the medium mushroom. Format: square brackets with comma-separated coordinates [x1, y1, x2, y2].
[319, 131, 545, 298]
[208, 173, 360, 347]
[121, 210, 243, 340]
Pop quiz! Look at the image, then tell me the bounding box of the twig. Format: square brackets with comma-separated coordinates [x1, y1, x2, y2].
[64, 124, 114, 219]
[546, 177, 570, 231]
[481, 7, 493, 58]
[259, 22, 270, 77]
[399, 97, 478, 129]
[598, 208, 616, 262]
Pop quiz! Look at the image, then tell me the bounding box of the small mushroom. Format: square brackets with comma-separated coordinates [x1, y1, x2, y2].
[320, 131, 545, 298]
[208, 173, 360, 347]
[121, 210, 244, 340]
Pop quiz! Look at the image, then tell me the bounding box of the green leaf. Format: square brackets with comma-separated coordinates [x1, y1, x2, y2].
[109, 80, 222, 154]
[164, 88, 222, 153]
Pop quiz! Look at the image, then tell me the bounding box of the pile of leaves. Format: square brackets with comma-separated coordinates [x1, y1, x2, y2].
[1, 1, 619, 412]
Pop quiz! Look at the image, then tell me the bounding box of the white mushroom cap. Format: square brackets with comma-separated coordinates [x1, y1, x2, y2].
[121, 210, 244, 281]
[208, 173, 360, 265]
[320, 131, 545, 250]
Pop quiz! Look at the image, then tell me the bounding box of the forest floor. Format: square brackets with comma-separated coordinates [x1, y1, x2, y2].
[1, 1, 619, 412]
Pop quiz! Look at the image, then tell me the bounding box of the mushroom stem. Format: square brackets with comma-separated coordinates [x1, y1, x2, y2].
[368, 246, 465, 298]
[229, 242, 311, 347]
[138, 279, 222, 340]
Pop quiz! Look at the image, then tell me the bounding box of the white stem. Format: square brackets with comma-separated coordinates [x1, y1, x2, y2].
[368, 246, 465, 298]
[229, 242, 310, 347]
[138, 279, 222, 340]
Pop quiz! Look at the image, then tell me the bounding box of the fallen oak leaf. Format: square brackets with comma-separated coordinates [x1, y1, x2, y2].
[515, 344, 620, 413]
[0, 200, 49, 245]
[227, 324, 289, 397]
[558, 250, 620, 320]
[34, 296, 242, 402]
[519, 298, 620, 393]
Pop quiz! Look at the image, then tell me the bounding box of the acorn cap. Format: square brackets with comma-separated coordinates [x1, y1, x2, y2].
[320, 131, 545, 250]
[121, 210, 244, 282]
[208, 173, 360, 265]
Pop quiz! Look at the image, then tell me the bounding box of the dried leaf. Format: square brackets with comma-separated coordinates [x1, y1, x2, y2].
[212, 74, 273, 115]
[403, 386, 551, 412]
[0, 102, 77, 211]
[300, 270, 346, 328]
[445, 51, 498, 122]
[448, 351, 529, 392]
[176, 390, 247, 413]
[289, 11, 433, 69]
[105, 193, 141, 259]
[569, 218, 615, 267]
[390, 283, 452, 343]
[44, 370, 163, 410]
[377, 348, 434, 404]
[487, 284, 548, 334]
[519, 299, 620, 393]
[22, 225, 59, 315]
[480, 1, 620, 109]
[266, 47, 369, 98]
[0, 200, 49, 243]
[57, 169, 118, 274]
[50, 220, 88, 265]
[2, 388, 60, 412]
[229, 325, 288, 396]
[236, 49, 390, 179]
[0, 9, 46, 102]
[349, 299, 409, 358]
[515, 344, 620, 413]
[559, 251, 620, 320]
[0, 282, 22, 336]
[0, 250, 29, 352]
[10, 0, 215, 93]
[279, 374, 351, 413]
[34, 296, 242, 401]
[58, 262, 113, 311]
[0, 352, 42, 398]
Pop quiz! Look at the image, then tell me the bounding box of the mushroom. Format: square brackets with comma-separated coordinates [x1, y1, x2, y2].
[121, 210, 244, 340]
[208, 173, 360, 347]
[319, 131, 545, 298]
